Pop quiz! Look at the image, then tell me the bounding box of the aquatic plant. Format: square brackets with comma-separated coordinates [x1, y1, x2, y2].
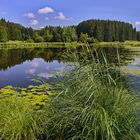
[0, 84, 52, 108]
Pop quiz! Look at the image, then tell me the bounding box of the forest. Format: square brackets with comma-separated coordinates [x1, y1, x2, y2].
[0, 18, 140, 43]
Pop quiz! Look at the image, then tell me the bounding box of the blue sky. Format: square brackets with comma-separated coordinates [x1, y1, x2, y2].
[0, 0, 140, 30]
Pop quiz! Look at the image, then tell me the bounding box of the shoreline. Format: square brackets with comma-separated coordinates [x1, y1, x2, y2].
[0, 41, 140, 49]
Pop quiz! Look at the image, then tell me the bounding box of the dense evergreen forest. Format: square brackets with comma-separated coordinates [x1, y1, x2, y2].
[77, 19, 140, 41]
[0, 18, 140, 42]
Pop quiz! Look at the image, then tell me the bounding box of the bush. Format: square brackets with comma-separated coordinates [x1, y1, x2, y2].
[79, 33, 89, 43]
[26, 38, 34, 43]
[34, 35, 44, 43]
[87, 37, 99, 44]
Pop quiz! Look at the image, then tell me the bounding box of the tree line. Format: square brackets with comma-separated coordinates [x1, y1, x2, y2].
[77, 19, 140, 41]
[0, 18, 140, 42]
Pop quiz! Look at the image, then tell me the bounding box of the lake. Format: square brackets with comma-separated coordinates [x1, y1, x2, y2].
[0, 48, 71, 87]
[0, 47, 140, 93]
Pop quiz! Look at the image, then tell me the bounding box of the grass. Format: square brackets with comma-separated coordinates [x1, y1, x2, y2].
[0, 84, 52, 140]
[0, 41, 83, 49]
[91, 41, 140, 48]
[122, 67, 140, 76]
[124, 41, 140, 47]
[43, 47, 140, 140]
[0, 46, 140, 140]
[0, 96, 40, 140]
[0, 40, 140, 49]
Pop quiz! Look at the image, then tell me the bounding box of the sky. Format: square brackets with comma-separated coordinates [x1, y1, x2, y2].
[0, 0, 140, 30]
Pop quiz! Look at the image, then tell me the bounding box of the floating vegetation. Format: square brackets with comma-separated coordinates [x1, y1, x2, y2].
[0, 84, 53, 109]
[122, 67, 140, 76]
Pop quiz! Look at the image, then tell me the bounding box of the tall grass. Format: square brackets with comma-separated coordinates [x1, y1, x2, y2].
[0, 46, 140, 140]
[0, 96, 42, 140]
[43, 47, 140, 140]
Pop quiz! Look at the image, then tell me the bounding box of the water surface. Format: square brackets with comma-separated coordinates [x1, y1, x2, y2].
[0, 48, 69, 87]
[0, 47, 140, 92]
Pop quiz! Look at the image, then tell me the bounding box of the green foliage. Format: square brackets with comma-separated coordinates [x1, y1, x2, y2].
[26, 38, 34, 43]
[79, 33, 89, 43]
[0, 83, 54, 139]
[0, 19, 34, 41]
[87, 37, 99, 44]
[34, 33, 44, 43]
[0, 43, 140, 139]
[43, 48, 140, 140]
[10, 28, 22, 40]
[0, 84, 52, 108]
[137, 31, 140, 41]
[0, 26, 8, 42]
[43, 30, 53, 42]
[0, 96, 40, 140]
[0, 18, 140, 43]
[39, 26, 78, 42]
[77, 19, 138, 42]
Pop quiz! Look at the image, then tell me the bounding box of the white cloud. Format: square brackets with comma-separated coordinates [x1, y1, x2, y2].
[29, 19, 39, 26]
[38, 6, 54, 14]
[45, 17, 49, 21]
[54, 12, 66, 20]
[135, 21, 140, 26]
[54, 12, 73, 20]
[24, 12, 35, 18]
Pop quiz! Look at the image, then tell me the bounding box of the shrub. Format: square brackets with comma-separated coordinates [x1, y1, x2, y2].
[87, 37, 99, 44]
[79, 33, 89, 43]
[26, 38, 34, 43]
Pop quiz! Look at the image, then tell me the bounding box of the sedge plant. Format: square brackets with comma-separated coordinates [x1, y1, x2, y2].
[43, 46, 140, 140]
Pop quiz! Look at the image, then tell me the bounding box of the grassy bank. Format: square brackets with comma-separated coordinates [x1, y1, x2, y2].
[0, 47, 140, 139]
[0, 41, 83, 49]
[94, 41, 140, 48]
[1, 41, 140, 49]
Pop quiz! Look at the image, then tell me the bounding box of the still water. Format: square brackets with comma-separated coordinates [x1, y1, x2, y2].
[0, 48, 69, 87]
[0, 47, 140, 93]
[121, 48, 140, 93]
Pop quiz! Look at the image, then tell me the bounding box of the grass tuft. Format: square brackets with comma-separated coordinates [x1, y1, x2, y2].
[43, 47, 140, 140]
[0, 96, 40, 140]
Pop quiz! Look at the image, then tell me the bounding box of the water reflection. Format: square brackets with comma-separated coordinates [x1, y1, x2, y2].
[121, 50, 140, 93]
[0, 47, 137, 88]
[0, 48, 70, 71]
